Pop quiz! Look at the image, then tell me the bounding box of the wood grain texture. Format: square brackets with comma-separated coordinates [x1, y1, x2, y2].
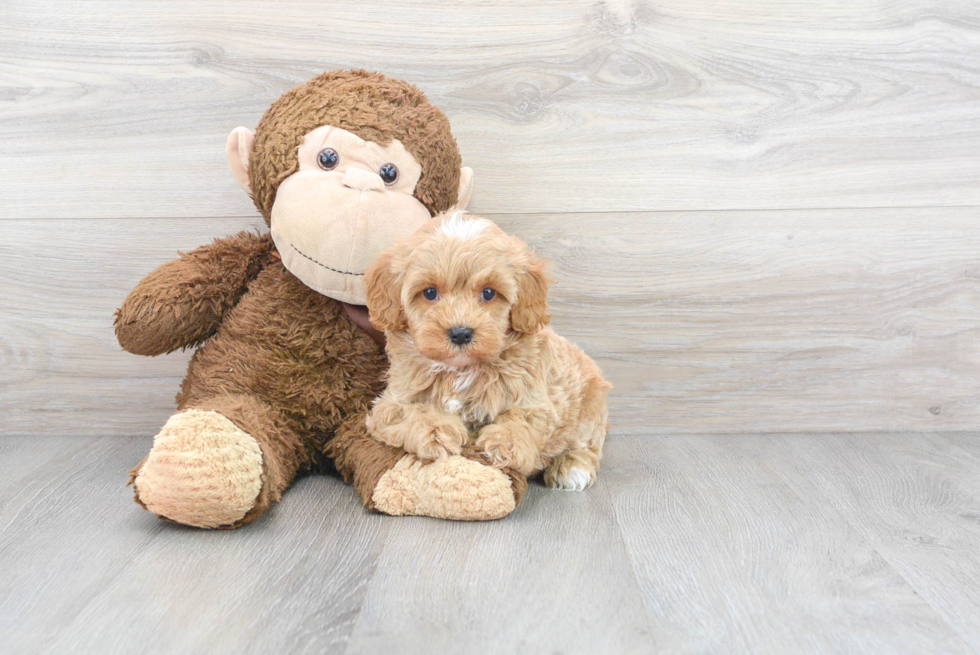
[2, 434, 979, 653]
[0, 436, 387, 655]
[0, 217, 261, 438]
[4, 1, 980, 651]
[3, 0, 979, 434]
[757, 432, 980, 647]
[344, 478, 657, 654]
[2, 0, 979, 218]
[41, 478, 387, 655]
[603, 435, 974, 653]
[514, 206, 980, 433]
[3, 209, 978, 437]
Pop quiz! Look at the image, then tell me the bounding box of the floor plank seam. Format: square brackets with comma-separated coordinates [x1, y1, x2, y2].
[337, 513, 394, 655]
[5, 203, 980, 222]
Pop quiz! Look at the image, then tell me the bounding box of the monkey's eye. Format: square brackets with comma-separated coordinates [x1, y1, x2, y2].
[317, 148, 339, 171]
[422, 287, 438, 301]
[481, 288, 497, 302]
[379, 163, 398, 185]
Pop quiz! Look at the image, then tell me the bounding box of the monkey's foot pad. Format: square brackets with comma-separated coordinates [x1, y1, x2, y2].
[372, 454, 516, 520]
[133, 409, 264, 528]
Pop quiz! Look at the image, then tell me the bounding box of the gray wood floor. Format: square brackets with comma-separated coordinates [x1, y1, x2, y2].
[2, 433, 979, 654]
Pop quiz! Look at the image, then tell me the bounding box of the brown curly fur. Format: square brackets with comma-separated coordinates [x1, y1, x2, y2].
[115, 231, 275, 356]
[116, 72, 523, 525]
[117, 231, 394, 522]
[249, 69, 462, 222]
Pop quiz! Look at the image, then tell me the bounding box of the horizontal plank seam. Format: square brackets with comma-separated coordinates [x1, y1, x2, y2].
[607, 430, 980, 438]
[4, 204, 980, 221]
[4, 431, 976, 439]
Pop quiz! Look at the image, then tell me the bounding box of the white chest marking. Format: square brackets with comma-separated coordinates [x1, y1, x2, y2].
[452, 368, 477, 393]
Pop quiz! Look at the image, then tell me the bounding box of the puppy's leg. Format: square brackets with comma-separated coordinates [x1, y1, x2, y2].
[367, 396, 468, 461]
[476, 406, 557, 476]
[545, 380, 609, 491]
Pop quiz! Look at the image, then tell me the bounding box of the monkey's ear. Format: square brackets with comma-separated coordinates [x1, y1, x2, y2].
[456, 166, 474, 210]
[226, 126, 255, 193]
[365, 250, 408, 332]
[511, 253, 551, 335]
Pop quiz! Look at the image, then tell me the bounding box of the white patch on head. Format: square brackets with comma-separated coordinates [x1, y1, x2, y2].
[556, 466, 592, 491]
[439, 212, 489, 240]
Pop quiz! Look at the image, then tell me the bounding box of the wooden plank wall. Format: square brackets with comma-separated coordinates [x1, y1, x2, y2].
[2, 0, 978, 437]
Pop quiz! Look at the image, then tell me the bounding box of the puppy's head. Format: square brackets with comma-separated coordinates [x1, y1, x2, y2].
[365, 211, 551, 367]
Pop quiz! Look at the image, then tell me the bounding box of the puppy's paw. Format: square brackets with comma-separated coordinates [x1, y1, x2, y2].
[476, 425, 537, 475]
[544, 465, 594, 491]
[410, 415, 468, 461]
[543, 451, 597, 491]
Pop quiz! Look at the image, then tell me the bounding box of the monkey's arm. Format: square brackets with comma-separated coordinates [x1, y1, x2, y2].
[115, 231, 275, 356]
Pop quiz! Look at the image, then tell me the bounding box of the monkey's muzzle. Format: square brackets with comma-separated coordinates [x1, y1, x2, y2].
[270, 169, 431, 305]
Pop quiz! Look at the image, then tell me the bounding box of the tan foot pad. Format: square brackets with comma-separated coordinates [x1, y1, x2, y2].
[373, 454, 516, 521]
[134, 409, 264, 528]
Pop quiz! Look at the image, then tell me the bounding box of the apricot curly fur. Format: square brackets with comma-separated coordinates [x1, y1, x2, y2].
[366, 214, 611, 486]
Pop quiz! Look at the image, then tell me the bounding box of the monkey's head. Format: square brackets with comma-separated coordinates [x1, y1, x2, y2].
[226, 70, 473, 305]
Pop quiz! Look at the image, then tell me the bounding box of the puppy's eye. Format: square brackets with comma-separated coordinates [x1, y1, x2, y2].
[379, 163, 398, 185]
[422, 287, 438, 301]
[481, 288, 496, 301]
[318, 148, 339, 171]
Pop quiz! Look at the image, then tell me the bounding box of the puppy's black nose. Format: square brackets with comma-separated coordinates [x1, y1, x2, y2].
[448, 326, 474, 346]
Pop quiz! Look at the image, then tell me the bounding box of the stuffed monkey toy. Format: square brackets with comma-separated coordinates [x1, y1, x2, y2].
[116, 70, 528, 528]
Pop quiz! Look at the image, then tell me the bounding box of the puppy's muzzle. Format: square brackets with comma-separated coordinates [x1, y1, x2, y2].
[448, 326, 474, 346]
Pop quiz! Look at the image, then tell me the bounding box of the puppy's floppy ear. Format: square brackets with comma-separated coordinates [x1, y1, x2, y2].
[365, 249, 408, 332]
[511, 251, 551, 334]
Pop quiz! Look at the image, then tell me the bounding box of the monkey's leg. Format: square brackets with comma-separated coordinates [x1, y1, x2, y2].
[327, 413, 528, 521]
[128, 394, 307, 529]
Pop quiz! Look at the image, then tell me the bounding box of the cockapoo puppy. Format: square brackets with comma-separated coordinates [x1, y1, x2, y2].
[364, 212, 610, 490]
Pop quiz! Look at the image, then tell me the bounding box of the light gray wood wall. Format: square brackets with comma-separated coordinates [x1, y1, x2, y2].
[2, 0, 978, 437]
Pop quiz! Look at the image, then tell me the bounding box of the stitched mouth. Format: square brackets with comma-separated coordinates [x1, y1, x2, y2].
[289, 243, 364, 276]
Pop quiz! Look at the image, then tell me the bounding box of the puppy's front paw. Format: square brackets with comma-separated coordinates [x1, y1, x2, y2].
[410, 415, 468, 462]
[476, 425, 537, 475]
